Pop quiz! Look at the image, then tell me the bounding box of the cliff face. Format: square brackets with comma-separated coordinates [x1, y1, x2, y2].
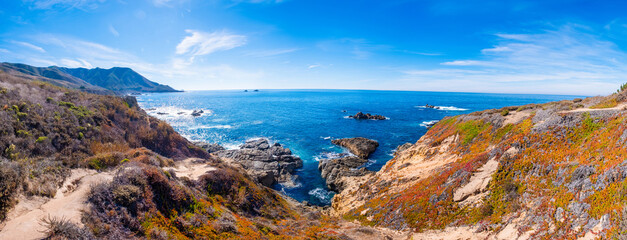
[333, 94, 627, 239]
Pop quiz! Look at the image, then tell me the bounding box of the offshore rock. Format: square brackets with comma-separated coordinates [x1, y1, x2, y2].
[332, 137, 379, 158]
[348, 112, 387, 120]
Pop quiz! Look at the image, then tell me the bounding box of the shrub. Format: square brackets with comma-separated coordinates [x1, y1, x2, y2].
[500, 109, 509, 116]
[36, 136, 48, 143]
[590, 98, 618, 109]
[85, 152, 125, 170]
[40, 215, 94, 240]
[0, 161, 22, 221]
[112, 184, 141, 207]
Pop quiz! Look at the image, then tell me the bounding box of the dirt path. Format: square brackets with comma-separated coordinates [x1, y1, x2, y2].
[0, 158, 214, 239]
[561, 103, 627, 113]
[0, 169, 113, 240]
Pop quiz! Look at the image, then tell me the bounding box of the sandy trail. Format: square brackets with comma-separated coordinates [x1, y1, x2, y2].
[0, 169, 113, 240]
[0, 158, 214, 239]
[561, 103, 627, 113]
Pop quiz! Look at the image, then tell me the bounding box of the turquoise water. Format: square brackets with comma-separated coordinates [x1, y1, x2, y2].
[136, 89, 581, 206]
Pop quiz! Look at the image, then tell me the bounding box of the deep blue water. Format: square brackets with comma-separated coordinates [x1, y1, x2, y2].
[136, 89, 582, 206]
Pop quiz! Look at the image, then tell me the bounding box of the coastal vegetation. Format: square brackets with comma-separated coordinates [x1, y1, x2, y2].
[3, 62, 627, 239]
[0, 66, 374, 239]
[333, 89, 627, 238]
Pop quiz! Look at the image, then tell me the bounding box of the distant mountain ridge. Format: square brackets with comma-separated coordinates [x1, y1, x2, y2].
[0, 62, 179, 94]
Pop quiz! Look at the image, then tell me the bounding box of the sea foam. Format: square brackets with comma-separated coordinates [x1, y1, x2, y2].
[420, 120, 439, 128]
[416, 105, 469, 111]
[308, 187, 334, 204]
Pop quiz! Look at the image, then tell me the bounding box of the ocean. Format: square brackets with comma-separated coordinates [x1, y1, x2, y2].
[136, 89, 582, 206]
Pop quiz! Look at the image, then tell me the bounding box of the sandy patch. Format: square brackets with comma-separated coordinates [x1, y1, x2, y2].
[454, 157, 499, 203]
[0, 169, 113, 240]
[504, 110, 531, 125]
[163, 158, 216, 180]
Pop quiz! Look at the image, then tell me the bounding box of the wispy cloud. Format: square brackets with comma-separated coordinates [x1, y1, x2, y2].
[10, 40, 46, 53]
[399, 50, 442, 56]
[308, 64, 321, 69]
[245, 48, 299, 57]
[108, 25, 119, 37]
[23, 0, 105, 10]
[176, 30, 246, 63]
[60, 58, 93, 68]
[317, 38, 391, 60]
[401, 24, 627, 95]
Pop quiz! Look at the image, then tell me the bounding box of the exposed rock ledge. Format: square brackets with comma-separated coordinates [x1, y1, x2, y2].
[332, 137, 379, 158]
[319, 137, 379, 192]
[319, 156, 373, 192]
[199, 139, 303, 187]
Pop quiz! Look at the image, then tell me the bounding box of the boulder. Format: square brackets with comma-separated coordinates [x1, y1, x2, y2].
[348, 112, 387, 120]
[318, 156, 372, 192]
[214, 139, 303, 187]
[332, 137, 379, 158]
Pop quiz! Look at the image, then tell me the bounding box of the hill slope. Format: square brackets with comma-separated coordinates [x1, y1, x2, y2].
[332, 93, 627, 239]
[0, 62, 178, 93]
[0, 65, 402, 239]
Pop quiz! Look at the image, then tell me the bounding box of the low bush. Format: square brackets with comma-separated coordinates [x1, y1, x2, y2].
[0, 160, 22, 220]
[40, 215, 94, 240]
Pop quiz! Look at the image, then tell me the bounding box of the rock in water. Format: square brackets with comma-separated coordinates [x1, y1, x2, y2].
[214, 139, 303, 187]
[348, 112, 387, 120]
[318, 156, 372, 192]
[191, 110, 204, 117]
[332, 137, 379, 158]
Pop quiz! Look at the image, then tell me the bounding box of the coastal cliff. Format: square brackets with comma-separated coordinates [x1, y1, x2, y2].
[4, 63, 627, 239]
[0, 69, 363, 239]
[332, 93, 627, 239]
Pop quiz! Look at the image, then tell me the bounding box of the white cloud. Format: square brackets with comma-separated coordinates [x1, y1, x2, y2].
[10, 41, 46, 53]
[60, 58, 93, 68]
[401, 24, 627, 95]
[1, 34, 265, 90]
[23, 0, 105, 10]
[108, 25, 119, 37]
[176, 30, 246, 63]
[245, 48, 299, 57]
[308, 64, 320, 69]
[440, 60, 490, 66]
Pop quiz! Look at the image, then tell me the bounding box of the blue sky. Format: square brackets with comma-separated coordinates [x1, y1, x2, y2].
[2, 0, 627, 95]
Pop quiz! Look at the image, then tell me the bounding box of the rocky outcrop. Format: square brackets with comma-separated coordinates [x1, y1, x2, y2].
[332, 137, 379, 158]
[348, 112, 387, 120]
[214, 139, 303, 187]
[393, 142, 413, 157]
[194, 142, 225, 153]
[319, 137, 379, 192]
[319, 156, 372, 192]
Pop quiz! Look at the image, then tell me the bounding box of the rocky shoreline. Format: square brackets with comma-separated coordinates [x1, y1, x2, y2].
[196, 138, 303, 187]
[318, 137, 378, 192]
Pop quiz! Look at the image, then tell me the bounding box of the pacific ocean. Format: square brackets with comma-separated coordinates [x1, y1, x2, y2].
[137, 89, 582, 206]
